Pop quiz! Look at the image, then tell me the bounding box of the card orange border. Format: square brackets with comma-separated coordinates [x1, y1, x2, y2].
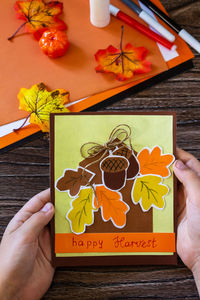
[55, 233, 176, 253]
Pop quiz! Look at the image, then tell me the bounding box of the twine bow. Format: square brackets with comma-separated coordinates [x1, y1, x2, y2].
[80, 124, 133, 159]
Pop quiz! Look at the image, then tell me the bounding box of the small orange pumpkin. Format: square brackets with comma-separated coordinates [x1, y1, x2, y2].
[39, 29, 69, 58]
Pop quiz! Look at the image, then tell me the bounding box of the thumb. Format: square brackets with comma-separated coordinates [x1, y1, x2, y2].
[19, 202, 54, 242]
[173, 160, 200, 204]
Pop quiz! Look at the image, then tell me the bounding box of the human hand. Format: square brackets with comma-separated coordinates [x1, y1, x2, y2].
[0, 189, 55, 300]
[173, 148, 200, 294]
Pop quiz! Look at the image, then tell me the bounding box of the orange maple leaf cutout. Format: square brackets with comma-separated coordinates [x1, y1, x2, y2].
[95, 26, 151, 81]
[8, 0, 67, 41]
[94, 185, 129, 228]
[137, 146, 175, 177]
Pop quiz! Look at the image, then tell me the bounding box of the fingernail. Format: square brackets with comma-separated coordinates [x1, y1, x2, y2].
[41, 202, 52, 212]
[175, 160, 187, 170]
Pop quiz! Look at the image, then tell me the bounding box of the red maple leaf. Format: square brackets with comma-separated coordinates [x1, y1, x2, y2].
[95, 26, 151, 81]
[8, 0, 67, 41]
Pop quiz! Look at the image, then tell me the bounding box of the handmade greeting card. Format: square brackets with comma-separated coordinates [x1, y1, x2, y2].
[50, 112, 177, 266]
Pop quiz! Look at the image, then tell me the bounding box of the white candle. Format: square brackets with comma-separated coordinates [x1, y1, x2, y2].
[90, 0, 110, 28]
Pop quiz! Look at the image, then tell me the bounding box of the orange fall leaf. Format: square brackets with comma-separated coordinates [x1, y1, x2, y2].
[94, 185, 129, 228]
[137, 146, 175, 177]
[95, 27, 151, 81]
[8, 0, 67, 41]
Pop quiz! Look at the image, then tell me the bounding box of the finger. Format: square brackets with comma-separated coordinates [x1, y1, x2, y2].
[177, 184, 186, 218]
[176, 148, 200, 175]
[18, 202, 54, 242]
[173, 160, 200, 208]
[39, 227, 52, 262]
[5, 189, 50, 234]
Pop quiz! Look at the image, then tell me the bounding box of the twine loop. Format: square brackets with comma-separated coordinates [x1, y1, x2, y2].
[80, 124, 132, 159]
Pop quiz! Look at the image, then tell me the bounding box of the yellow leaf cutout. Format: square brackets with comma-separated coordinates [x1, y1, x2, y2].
[132, 175, 169, 211]
[67, 188, 94, 234]
[18, 83, 69, 132]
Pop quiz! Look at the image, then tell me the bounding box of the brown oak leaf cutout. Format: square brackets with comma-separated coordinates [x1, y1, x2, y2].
[56, 167, 95, 197]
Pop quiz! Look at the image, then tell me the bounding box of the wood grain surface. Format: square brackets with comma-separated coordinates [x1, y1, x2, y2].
[1, 0, 200, 298]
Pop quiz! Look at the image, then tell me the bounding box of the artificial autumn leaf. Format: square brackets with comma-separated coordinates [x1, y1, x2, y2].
[8, 0, 67, 41]
[95, 26, 151, 81]
[16, 82, 69, 132]
[132, 175, 169, 211]
[67, 187, 94, 234]
[56, 168, 95, 197]
[94, 185, 129, 228]
[137, 146, 174, 177]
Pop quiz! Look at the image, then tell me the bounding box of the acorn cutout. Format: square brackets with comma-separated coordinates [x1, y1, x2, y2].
[113, 146, 139, 180]
[100, 154, 129, 191]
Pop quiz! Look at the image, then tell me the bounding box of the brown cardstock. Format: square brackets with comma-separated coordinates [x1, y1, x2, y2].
[50, 112, 177, 267]
[79, 146, 152, 234]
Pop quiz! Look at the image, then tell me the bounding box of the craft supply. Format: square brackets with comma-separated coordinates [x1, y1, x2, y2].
[89, 0, 110, 27]
[16, 83, 69, 132]
[95, 26, 152, 81]
[120, 0, 175, 42]
[39, 30, 69, 58]
[139, 0, 200, 54]
[110, 5, 176, 51]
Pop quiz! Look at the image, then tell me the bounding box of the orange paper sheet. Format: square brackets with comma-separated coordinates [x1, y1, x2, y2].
[0, 0, 194, 150]
[0, 0, 168, 126]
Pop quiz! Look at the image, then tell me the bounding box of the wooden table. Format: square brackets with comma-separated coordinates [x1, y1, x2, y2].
[1, 0, 200, 298]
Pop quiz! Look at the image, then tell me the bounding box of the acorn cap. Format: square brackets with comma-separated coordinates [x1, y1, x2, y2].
[101, 156, 128, 173]
[113, 146, 132, 159]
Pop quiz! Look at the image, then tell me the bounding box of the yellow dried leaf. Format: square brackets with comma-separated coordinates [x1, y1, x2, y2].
[17, 82, 69, 132]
